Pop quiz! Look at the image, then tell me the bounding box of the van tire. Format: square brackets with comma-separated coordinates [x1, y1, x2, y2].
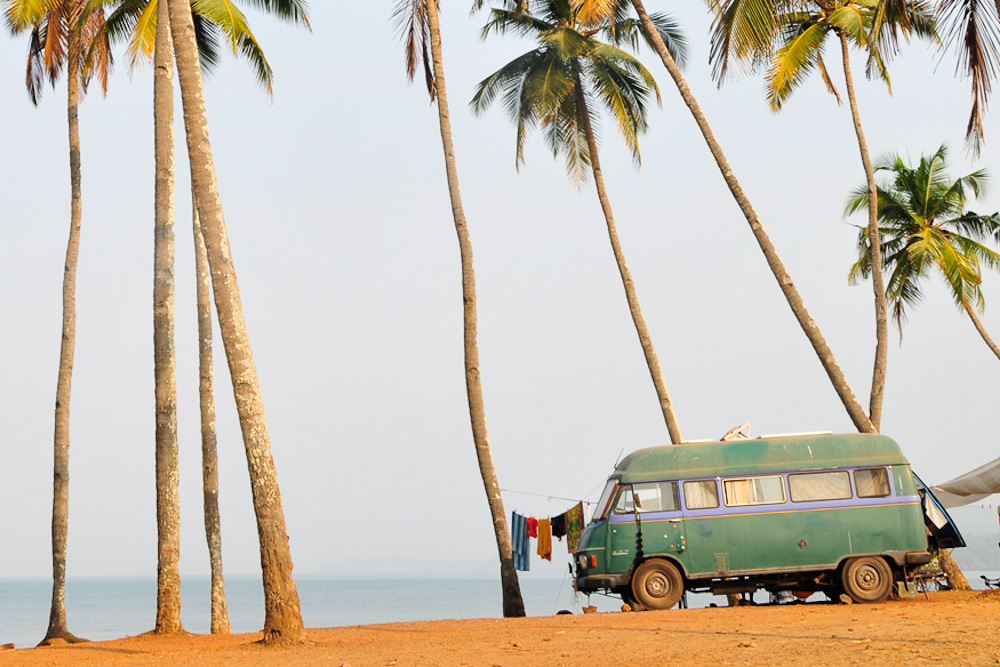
[841, 556, 893, 603]
[631, 559, 683, 611]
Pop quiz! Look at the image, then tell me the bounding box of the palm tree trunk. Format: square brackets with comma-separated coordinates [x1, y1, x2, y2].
[42, 36, 86, 648]
[166, 0, 304, 644]
[194, 202, 231, 634]
[630, 0, 875, 434]
[940, 549, 971, 590]
[962, 299, 1000, 361]
[425, 0, 525, 618]
[153, 0, 183, 634]
[572, 79, 683, 444]
[837, 31, 889, 432]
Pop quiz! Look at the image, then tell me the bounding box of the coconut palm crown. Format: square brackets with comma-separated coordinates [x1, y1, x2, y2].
[847, 146, 1000, 342]
[470, 0, 685, 180]
[707, 0, 936, 111]
[97, 0, 309, 95]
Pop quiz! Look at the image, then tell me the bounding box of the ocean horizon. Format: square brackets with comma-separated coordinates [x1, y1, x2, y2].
[2, 571, 996, 649]
[0, 574, 620, 649]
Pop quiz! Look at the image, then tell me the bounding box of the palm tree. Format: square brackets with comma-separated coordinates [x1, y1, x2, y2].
[151, 0, 182, 634]
[847, 146, 1000, 361]
[470, 0, 687, 444]
[846, 145, 986, 590]
[102, 0, 307, 635]
[708, 0, 935, 432]
[394, 0, 527, 618]
[3, 0, 110, 645]
[165, 0, 305, 644]
[193, 204, 231, 633]
[614, 0, 877, 432]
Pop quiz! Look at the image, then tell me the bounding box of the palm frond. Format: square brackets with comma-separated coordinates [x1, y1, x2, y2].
[393, 0, 435, 99]
[937, 0, 1000, 155]
[708, 0, 781, 81]
[229, 0, 309, 28]
[766, 20, 828, 110]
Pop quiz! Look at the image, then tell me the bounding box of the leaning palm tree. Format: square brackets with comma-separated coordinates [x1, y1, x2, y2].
[394, 0, 526, 618]
[471, 0, 687, 444]
[3, 0, 110, 645]
[101, 0, 308, 635]
[613, 0, 877, 433]
[166, 0, 305, 644]
[708, 0, 936, 432]
[847, 146, 1000, 361]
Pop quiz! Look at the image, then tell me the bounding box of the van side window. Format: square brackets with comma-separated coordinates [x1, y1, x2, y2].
[613, 482, 680, 513]
[855, 468, 891, 497]
[723, 475, 786, 506]
[683, 480, 719, 510]
[788, 471, 852, 502]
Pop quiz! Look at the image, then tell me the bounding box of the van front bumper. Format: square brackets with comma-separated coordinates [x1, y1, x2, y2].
[575, 573, 630, 593]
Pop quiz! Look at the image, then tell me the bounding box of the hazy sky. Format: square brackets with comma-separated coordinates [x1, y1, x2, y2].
[1, 1, 998, 585]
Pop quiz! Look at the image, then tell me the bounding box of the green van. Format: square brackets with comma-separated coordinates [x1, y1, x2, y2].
[573, 433, 963, 608]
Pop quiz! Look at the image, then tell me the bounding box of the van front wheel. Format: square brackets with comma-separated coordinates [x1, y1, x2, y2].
[841, 556, 893, 603]
[631, 559, 683, 611]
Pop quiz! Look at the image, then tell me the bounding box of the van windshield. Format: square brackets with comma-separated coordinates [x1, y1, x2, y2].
[594, 480, 617, 521]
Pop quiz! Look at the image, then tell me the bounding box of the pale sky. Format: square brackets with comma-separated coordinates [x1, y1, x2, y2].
[1, 1, 998, 583]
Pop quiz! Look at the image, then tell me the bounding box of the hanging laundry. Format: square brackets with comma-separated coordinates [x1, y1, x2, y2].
[511, 511, 531, 571]
[551, 512, 567, 541]
[566, 502, 584, 551]
[527, 516, 538, 539]
[537, 518, 552, 561]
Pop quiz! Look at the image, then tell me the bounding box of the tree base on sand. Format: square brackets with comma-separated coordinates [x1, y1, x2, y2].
[38, 632, 89, 647]
[940, 550, 971, 591]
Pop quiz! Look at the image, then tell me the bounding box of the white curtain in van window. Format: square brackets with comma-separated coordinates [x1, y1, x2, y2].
[931, 456, 1000, 508]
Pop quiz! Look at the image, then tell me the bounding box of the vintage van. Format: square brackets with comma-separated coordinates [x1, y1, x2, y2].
[573, 433, 963, 608]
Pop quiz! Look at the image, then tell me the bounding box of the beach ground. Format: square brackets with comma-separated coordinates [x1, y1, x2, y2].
[0, 590, 997, 666]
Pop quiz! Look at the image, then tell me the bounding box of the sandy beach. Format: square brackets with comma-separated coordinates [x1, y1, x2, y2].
[0, 590, 997, 666]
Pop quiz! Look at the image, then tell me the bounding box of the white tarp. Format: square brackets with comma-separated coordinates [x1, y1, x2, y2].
[931, 455, 1000, 508]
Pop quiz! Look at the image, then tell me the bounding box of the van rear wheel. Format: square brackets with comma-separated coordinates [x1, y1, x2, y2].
[841, 556, 893, 603]
[631, 559, 683, 611]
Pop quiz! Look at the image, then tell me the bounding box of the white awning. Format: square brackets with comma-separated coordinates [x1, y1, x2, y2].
[931, 455, 1000, 508]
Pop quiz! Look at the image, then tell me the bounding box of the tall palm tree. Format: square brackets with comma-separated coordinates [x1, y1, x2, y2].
[614, 0, 877, 432]
[708, 0, 935, 432]
[151, 0, 182, 634]
[102, 0, 307, 635]
[193, 204, 231, 633]
[3, 0, 110, 645]
[470, 0, 688, 444]
[165, 0, 305, 644]
[847, 146, 1000, 361]
[394, 0, 527, 618]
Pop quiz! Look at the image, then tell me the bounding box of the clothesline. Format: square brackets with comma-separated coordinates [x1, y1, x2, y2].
[500, 488, 596, 506]
[510, 502, 585, 572]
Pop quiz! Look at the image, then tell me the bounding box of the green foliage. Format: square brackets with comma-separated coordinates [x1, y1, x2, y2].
[708, 0, 936, 110]
[469, 0, 682, 180]
[4, 0, 112, 104]
[846, 146, 1000, 335]
[98, 0, 309, 93]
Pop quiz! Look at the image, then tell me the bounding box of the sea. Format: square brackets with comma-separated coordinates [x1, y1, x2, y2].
[1, 572, 997, 649]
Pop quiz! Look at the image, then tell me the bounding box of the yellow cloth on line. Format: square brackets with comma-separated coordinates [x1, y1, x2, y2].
[537, 518, 552, 561]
